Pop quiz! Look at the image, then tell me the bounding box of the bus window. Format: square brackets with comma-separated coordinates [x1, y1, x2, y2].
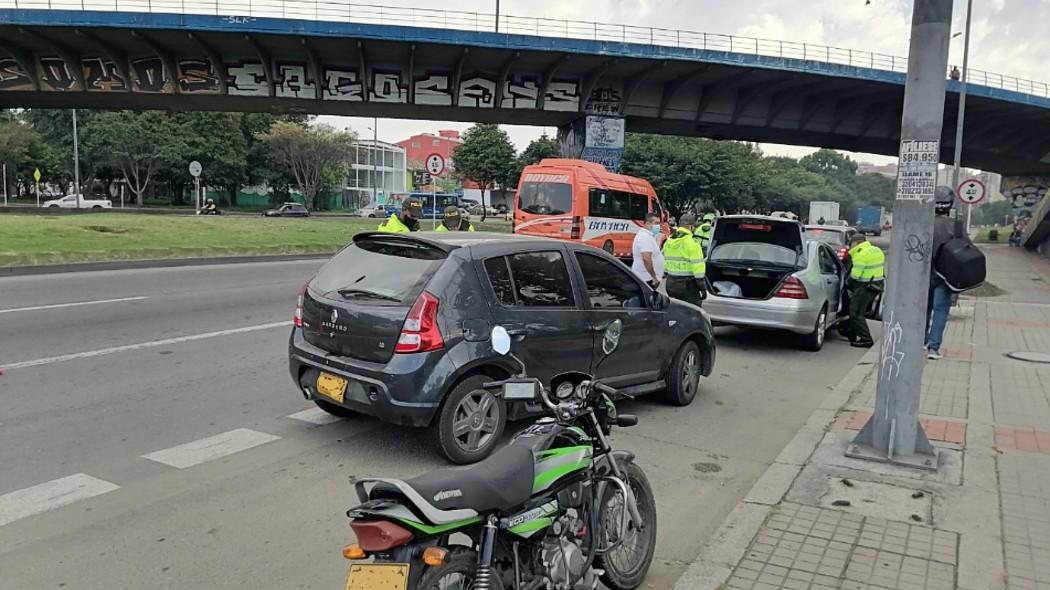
[519, 181, 573, 216]
[588, 188, 648, 220]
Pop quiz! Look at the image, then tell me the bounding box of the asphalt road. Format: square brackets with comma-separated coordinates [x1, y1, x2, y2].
[0, 257, 879, 590]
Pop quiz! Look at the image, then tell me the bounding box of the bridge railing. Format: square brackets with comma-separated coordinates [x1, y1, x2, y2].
[4, 0, 1048, 99]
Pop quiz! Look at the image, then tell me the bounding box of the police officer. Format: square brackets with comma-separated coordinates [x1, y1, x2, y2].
[696, 213, 715, 252]
[843, 234, 885, 348]
[377, 199, 423, 233]
[436, 205, 475, 232]
[662, 214, 707, 307]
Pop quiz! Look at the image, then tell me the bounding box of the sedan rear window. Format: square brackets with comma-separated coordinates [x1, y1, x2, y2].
[311, 241, 445, 303]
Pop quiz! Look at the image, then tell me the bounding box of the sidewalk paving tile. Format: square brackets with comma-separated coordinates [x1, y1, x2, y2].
[990, 365, 1050, 429]
[998, 452, 1050, 589]
[851, 362, 969, 419]
[833, 410, 967, 445]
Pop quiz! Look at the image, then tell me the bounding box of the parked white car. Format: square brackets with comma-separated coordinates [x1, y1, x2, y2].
[42, 195, 113, 209]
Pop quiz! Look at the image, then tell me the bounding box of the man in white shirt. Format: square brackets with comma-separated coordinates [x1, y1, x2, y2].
[631, 212, 665, 289]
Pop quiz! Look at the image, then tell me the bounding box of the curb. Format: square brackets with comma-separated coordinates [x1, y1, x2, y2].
[672, 345, 880, 590]
[0, 252, 335, 277]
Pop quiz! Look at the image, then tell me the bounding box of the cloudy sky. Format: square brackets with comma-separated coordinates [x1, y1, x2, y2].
[320, 0, 1047, 164]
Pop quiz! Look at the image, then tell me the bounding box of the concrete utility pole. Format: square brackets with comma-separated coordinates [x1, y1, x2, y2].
[495, 0, 500, 32]
[847, 0, 953, 471]
[951, 0, 973, 224]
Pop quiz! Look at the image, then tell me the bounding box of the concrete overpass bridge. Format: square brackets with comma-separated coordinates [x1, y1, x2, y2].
[1, 2, 1050, 177]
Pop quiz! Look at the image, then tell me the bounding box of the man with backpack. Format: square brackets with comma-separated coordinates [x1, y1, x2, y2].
[926, 186, 986, 359]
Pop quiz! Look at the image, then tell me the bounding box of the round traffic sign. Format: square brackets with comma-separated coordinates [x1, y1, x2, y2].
[957, 178, 986, 206]
[189, 160, 203, 178]
[425, 153, 446, 176]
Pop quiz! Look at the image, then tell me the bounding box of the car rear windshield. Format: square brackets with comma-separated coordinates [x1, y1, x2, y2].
[518, 180, 573, 216]
[311, 240, 446, 303]
[710, 242, 802, 267]
[805, 228, 847, 246]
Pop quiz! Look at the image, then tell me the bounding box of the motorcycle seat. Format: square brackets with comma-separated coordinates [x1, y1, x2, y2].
[371, 445, 535, 519]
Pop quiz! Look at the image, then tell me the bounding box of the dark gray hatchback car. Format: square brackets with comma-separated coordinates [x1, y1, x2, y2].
[289, 231, 716, 463]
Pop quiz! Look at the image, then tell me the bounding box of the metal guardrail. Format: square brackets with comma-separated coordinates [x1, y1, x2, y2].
[3, 0, 1049, 100]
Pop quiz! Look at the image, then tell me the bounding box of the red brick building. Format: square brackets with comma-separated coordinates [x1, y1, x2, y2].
[396, 130, 463, 178]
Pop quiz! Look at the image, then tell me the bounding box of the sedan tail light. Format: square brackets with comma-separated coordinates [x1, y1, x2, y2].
[294, 282, 308, 328]
[837, 247, 849, 260]
[350, 520, 413, 552]
[775, 277, 809, 299]
[395, 291, 444, 353]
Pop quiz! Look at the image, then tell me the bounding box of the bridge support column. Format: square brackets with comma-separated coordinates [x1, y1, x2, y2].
[557, 115, 626, 172]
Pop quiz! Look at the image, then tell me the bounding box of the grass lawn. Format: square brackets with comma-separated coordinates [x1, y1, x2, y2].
[0, 213, 511, 267]
[974, 226, 1011, 243]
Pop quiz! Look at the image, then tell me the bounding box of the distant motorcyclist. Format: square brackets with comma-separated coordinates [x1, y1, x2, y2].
[435, 205, 475, 232]
[197, 198, 219, 215]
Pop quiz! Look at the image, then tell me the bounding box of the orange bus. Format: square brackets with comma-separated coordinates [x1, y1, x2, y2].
[513, 159, 668, 257]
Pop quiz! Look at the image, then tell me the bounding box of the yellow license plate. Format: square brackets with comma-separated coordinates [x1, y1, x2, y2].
[345, 563, 409, 590]
[316, 372, 349, 403]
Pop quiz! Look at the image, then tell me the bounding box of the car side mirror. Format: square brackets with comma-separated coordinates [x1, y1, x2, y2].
[650, 290, 670, 311]
[491, 326, 511, 355]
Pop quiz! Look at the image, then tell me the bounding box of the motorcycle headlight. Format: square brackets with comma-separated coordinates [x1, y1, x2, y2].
[555, 382, 575, 400]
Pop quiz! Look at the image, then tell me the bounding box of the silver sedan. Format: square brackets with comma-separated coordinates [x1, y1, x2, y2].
[702, 216, 847, 351]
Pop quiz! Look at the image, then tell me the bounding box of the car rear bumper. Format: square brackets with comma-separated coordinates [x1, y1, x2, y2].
[288, 329, 445, 427]
[703, 296, 824, 334]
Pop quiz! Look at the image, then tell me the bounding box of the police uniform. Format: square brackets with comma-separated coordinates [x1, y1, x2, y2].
[662, 217, 707, 307]
[435, 205, 475, 232]
[696, 213, 715, 252]
[844, 239, 885, 347]
[378, 199, 422, 233]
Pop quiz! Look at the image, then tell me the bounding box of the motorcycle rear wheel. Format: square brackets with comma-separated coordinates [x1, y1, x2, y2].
[415, 548, 505, 590]
[596, 463, 658, 590]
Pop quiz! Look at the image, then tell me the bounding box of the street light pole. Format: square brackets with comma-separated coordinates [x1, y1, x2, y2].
[951, 0, 973, 226]
[847, 0, 953, 471]
[72, 109, 82, 209]
[372, 117, 379, 206]
[495, 0, 500, 32]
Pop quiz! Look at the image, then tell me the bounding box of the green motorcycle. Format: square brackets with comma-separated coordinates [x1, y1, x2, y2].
[341, 322, 657, 590]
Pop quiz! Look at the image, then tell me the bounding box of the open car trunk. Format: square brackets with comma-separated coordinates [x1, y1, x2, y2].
[706, 216, 805, 300]
[707, 263, 794, 300]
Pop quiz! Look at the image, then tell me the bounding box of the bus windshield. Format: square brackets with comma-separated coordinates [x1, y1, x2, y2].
[518, 181, 573, 216]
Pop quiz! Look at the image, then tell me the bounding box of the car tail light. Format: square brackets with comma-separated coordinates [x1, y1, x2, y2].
[294, 282, 308, 328]
[350, 520, 413, 552]
[395, 291, 444, 353]
[570, 216, 582, 240]
[775, 277, 809, 299]
[837, 247, 849, 260]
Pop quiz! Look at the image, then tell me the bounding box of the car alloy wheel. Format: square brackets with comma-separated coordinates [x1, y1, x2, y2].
[452, 390, 500, 453]
[680, 349, 699, 400]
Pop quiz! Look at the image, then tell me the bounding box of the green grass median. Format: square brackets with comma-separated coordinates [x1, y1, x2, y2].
[0, 213, 511, 267]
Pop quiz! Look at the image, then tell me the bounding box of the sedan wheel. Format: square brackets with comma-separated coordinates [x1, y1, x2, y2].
[435, 376, 506, 464]
[802, 307, 827, 351]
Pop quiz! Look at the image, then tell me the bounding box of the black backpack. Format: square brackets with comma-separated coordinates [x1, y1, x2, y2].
[934, 237, 986, 292]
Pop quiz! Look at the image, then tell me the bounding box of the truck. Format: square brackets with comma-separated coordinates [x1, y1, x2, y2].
[41, 195, 113, 209]
[808, 201, 840, 225]
[856, 206, 886, 236]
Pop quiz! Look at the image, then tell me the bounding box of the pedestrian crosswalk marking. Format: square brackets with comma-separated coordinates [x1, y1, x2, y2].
[287, 407, 343, 425]
[141, 428, 281, 469]
[0, 473, 120, 527]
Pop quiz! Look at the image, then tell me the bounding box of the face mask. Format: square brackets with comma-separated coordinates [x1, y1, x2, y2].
[650, 224, 661, 237]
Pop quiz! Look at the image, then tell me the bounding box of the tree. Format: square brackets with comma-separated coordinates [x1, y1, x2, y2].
[800, 148, 858, 182]
[507, 134, 559, 189]
[0, 118, 41, 198]
[257, 121, 354, 210]
[454, 123, 516, 220]
[83, 111, 183, 206]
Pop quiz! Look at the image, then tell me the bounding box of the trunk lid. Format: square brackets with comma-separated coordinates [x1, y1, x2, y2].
[707, 216, 805, 300]
[301, 237, 448, 363]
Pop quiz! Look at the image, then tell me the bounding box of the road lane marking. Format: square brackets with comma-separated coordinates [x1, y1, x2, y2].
[0, 296, 149, 314]
[3, 321, 290, 370]
[0, 473, 120, 527]
[287, 407, 344, 425]
[141, 428, 281, 469]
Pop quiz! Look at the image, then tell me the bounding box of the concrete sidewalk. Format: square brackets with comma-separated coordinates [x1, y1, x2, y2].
[674, 244, 1050, 590]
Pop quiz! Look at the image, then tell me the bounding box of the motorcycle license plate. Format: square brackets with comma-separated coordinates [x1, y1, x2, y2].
[345, 563, 409, 590]
[317, 372, 348, 403]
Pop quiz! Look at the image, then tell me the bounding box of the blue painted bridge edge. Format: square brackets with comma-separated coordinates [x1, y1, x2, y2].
[2, 8, 1048, 111]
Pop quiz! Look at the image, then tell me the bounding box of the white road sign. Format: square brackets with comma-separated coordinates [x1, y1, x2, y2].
[425, 153, 446, 176]
[188, 161, 203, 178]
[957, 178, 987, 206]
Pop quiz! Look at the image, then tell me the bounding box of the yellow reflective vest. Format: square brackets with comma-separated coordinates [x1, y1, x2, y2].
[662, 228, 706, 279]
[848, 241, 886, 282]
[696, 222, 713, 250]
[377, 213, 414, 233]
[435, 222, 475, 232]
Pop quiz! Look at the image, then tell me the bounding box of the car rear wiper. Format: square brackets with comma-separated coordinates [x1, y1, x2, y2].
[336, 288, 400, 302]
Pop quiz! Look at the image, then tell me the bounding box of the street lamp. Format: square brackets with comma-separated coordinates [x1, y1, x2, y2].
[951, 0, 974, 232]
[367, 117, 379, 205]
